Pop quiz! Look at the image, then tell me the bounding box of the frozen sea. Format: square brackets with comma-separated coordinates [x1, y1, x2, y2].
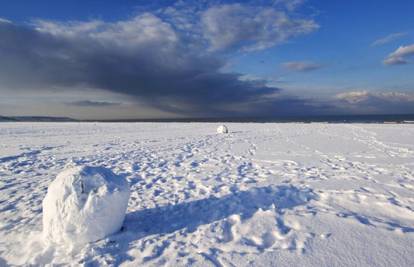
[0, 122, 413, 266]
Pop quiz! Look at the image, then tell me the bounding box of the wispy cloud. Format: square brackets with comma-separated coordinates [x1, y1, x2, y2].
[282, 61, 323, 72]
[201, 3, 318, 51]
[371, 32, 407, 46]
[0, 17, 11, 24]
[273, 0, 305, 11]
[383, 44, 414, 65]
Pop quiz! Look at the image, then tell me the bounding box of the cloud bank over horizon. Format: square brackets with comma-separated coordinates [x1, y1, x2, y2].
[0, 1, 327, 118]
[335, 91, 414, 114]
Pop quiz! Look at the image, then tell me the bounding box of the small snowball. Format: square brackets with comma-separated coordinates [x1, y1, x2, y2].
[42, 166, 130, 245]
[217, 125, 229, 134]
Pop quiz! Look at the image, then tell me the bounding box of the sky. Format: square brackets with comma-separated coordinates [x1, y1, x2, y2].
[0, 0, 414, 119]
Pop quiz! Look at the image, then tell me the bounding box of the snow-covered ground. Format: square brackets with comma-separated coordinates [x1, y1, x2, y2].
[0, 123, 413, 266]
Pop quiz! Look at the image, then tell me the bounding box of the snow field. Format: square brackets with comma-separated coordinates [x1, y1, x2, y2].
[0, 123, 413, 266]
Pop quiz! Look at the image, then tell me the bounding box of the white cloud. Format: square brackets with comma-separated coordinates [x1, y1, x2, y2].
[335, 90, 414, 114]
[336, 91, 371, 103]
[282, 61, 322, 72]
[371, 32, 407, 46]
[0, 18, 12, 24]
[383, 44, 414, 65]
[336, 90, 414, 104]
[34, 13, 179, 50]
[34, 3, 317, 55]
[201, 3, 318, 51]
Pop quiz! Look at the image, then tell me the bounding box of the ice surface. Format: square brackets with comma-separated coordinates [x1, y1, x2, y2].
[42, 165, 130, 245]
[0, 123, 413, 266]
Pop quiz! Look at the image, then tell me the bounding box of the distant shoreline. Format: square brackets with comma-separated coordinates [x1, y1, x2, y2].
[2, 114, 414, 123]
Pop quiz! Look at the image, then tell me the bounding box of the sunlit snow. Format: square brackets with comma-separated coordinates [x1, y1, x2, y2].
[0, 123, 413, 266]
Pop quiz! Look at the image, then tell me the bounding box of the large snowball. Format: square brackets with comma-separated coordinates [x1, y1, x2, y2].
[217, 125, 229, 134]
[42, 166, 130, 245]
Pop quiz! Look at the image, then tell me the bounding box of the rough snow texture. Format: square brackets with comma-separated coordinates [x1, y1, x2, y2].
[42, 165, 130, 245]
[217, 124, 228, 133]
[0, 123, 413, 266]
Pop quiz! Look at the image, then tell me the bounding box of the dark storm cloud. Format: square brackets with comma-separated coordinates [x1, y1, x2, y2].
[0, 8, 325, 117]
[3, 2, 412, 118]
[0, 17, 271, 116]
[66, 100, 123, 107]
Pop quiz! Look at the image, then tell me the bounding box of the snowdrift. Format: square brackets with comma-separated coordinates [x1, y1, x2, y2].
[42, 165, 130, 244]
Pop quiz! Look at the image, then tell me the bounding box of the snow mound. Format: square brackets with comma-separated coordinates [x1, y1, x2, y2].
[42, 165, 130, 245]
[217, 125, 229, 134]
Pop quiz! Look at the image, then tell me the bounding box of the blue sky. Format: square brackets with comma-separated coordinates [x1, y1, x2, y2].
[0, 0, 414, 119]
[230, 1, 414, 90]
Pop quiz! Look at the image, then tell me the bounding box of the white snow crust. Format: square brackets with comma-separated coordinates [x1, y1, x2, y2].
[0, 123, 413, 266]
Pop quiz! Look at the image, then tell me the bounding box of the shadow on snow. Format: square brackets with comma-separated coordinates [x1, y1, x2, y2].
[86, 185, 316, 265]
